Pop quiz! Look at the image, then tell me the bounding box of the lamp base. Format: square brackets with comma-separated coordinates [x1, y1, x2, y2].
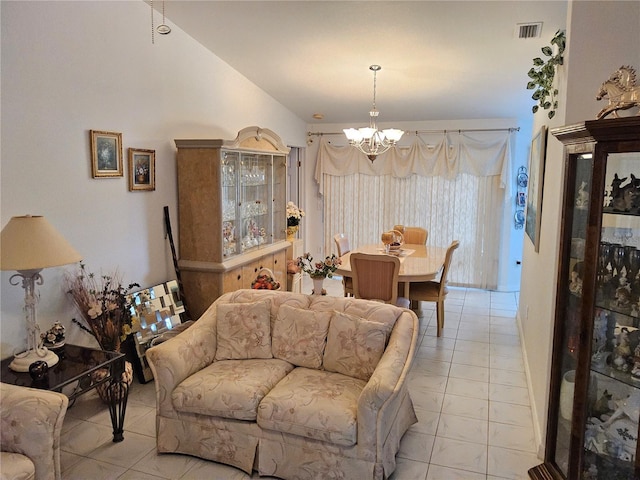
[9, 348, 59, 372]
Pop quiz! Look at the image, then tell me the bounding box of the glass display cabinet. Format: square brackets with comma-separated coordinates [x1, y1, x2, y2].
[221, 150, 287, 258]
[175, 127, 289, 318]
[529, 117, 640, 480]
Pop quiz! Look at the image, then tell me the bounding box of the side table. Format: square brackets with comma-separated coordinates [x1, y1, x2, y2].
[1, 344, 130, 442]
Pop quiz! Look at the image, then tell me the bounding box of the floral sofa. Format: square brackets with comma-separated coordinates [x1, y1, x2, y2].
[0, 383, 69, 480]
[146, 289, 419, 479]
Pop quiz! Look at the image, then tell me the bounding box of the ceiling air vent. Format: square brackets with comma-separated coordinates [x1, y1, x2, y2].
[517, 22, 543, 39]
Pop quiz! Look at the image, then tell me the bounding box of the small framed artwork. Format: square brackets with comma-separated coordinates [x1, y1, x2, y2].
[525, 125, 548, 252]
[128, 148, 155, 191]
[90, 130, 123, 178]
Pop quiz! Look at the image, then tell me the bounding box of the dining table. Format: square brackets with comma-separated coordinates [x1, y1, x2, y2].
[335, 243, 448, 299]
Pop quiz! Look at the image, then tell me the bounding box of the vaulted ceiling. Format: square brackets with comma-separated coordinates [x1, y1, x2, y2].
[159, 1, 568, 125]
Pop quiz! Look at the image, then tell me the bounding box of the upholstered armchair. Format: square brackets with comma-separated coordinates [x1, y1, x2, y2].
[0, 383, 68, 480]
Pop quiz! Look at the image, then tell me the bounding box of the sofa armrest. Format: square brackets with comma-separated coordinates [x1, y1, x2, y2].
[0, 383, 68, 480]
[357, 310, 419, 452]
[146, 302, 218, 417]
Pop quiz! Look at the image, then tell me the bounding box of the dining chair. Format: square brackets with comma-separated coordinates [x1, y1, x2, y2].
[408, 240, 460, 336]
[350, 253, 411, 308]
[333, 233, 351, 256]
[333, 233, 353, 296]
[402, 226, 428, 245]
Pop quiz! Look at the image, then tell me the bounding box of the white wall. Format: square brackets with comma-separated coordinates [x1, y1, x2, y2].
[518, 0, 640, 457]
[302, 118, 532, 292]
[0, 0, 307, 357]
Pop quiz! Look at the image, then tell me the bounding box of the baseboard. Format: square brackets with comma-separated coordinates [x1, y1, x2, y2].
[517, 308, 545, 461]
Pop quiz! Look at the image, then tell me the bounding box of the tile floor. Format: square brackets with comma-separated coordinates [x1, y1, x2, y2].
[59, 277, 540, 479]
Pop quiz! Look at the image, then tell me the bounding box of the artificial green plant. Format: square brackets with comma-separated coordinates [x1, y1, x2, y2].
[526, 29, 566, 119]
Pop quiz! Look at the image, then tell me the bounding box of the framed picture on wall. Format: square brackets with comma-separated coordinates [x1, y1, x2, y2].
[90, 130, 123, 178]
[525, 125, 547, 252]
[128, 148, 155, 191]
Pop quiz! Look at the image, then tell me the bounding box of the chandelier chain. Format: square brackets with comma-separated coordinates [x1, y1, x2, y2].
[372, 68, 377, 113]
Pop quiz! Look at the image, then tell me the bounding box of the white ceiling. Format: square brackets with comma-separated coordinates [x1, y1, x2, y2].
[159, 1, 568, 125]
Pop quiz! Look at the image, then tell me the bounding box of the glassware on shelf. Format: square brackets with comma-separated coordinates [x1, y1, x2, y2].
[222, 163, 236, 186]
[241, 201, 268, 218]
[222, 199, 236, 221]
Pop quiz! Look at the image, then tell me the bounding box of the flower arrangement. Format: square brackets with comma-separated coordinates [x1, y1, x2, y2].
[41, 322, 65, 347]
[286, 201, 305, 227]
[296, 252, 341, 278]
[65, 263, 139, 352]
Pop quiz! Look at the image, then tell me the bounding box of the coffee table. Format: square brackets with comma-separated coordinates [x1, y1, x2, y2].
[1, 344, 130, 442]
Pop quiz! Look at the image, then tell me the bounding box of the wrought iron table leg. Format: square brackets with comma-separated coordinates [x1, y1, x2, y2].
[106, 358, 129, 442]
[106, 378, 129, 442]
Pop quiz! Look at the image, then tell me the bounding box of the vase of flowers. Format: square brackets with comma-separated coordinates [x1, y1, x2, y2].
[65, 263, 139, 402]
[286, 201, 305, 240]
[296, 252, 341, 295]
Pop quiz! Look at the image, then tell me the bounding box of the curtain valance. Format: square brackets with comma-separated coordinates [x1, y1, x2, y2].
[314, 131, 512, 196]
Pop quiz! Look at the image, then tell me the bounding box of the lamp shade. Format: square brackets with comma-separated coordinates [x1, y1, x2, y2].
[1, 215, 82, 271]
[383, 129, 404, 142]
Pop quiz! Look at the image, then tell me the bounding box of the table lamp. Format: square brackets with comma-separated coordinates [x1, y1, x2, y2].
[1, 215, 82, 372]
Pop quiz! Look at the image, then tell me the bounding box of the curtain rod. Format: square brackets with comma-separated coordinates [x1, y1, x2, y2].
[307, 127, 520, 137]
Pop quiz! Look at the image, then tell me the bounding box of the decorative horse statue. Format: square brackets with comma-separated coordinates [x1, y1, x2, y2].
[596, 66, 640, 119]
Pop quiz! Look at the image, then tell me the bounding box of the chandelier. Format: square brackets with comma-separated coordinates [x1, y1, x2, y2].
[343, 65, 404, 161]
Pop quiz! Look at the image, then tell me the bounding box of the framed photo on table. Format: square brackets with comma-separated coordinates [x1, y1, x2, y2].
[90, 130, 123, 178]
[128, 148, 155, 191]
[525, 125, 547, 252]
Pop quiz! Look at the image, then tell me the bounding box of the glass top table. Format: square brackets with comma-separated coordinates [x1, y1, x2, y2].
[1, 344, 130, 442]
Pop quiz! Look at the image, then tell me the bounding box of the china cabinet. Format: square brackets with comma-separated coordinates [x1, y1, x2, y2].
[529, 117, 640, 480]
[175, 127, 289, 318]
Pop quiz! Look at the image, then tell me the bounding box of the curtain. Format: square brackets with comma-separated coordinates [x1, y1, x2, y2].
[316, 131, 513, 289]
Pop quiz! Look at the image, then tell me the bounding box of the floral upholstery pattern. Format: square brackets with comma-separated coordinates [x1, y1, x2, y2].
[172, 359, 294, 420]
[147, 289, 419, 480]
[215, 300, 272, 360]
[324, 311, 387, 381]
[271, 304, 331, 368]
[0, 383, 68, 480]
[258, 367, 365, 446]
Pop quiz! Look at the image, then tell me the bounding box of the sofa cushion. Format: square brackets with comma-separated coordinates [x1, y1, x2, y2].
[172, 359, 294, 420]
[215, 300, 272, 360]
[257, 367, 366, 446]
[0, 452, 35, 480]
[271, 304, 331, 369]
[323, 311, 387, 381]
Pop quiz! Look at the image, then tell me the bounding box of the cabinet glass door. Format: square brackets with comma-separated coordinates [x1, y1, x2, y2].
[584, 151, 639, 479]
[552, 153, 593, 476]
[239, 153, 271, 253]
[222, 151, 239, 258]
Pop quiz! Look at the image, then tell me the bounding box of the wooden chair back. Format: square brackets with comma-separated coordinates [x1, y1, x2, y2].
[350, 253, 401, 305]
[437, 240, 460, 296]
[408, 240, 460, 336]
[402, 227, 428, 245]
[333, 233, 351, 257]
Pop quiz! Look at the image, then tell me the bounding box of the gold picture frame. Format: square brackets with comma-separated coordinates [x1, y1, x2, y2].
[90, 130, 123, 178]
[128, 148, 155, 191]
[525, 125, 547, 252]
